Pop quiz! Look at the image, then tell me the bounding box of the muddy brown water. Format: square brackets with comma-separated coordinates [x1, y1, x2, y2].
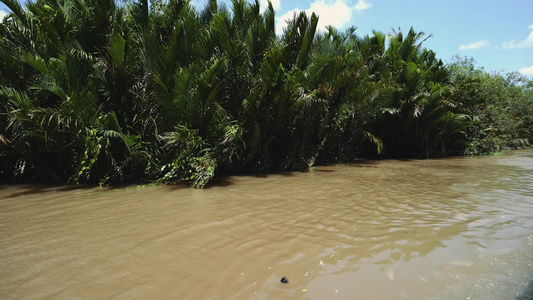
[1, 151, 533, 299]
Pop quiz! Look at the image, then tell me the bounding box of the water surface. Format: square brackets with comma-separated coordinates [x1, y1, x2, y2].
[1, 151, 533, 299]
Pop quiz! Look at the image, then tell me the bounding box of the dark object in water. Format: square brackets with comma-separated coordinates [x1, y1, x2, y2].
[281, 276, 289, 283]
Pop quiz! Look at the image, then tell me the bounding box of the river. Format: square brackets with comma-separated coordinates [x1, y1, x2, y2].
[1, 151, 533, 299]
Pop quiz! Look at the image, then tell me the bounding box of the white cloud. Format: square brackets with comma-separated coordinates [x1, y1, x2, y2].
[519, 65, 533, 75]
[502, 25, 533, 48]
[458, 40, 489, 50]
[502, 32, 533, 48]
[259, 0, 281, 13]
[355, 0, 372, 11]
[276, 0, 362, 35]
[0, 11, 7, 23]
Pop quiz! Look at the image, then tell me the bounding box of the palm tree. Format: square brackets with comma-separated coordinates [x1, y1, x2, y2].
[2, 0, 525, 186]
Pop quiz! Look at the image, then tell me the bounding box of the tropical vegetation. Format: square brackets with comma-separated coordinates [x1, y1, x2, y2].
[1, 0, 532, 187]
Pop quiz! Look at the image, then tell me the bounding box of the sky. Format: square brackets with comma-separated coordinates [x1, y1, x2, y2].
[1, 0, 532, 76]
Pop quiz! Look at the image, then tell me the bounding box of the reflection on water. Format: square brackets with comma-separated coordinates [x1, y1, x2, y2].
[1, 151, 532, 299]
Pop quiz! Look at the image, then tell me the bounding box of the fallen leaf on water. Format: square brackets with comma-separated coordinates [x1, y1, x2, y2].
[353, 239, 358, 241]
[302, 289, 307, 292]
[387, 269, 394, 280]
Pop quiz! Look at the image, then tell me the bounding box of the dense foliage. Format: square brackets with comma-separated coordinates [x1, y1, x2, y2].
[1, 0, 532, 187]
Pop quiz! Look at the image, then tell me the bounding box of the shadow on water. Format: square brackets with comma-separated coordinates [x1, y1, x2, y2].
[201, 159, 383, 187]
[203, 176, 235, 188]
[518, 281, 533, 300]
[310, 167, 336, 172]
[0, 182, 167, 198]
[346, 159, 380, 168]
[1, 184, 94, 198]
